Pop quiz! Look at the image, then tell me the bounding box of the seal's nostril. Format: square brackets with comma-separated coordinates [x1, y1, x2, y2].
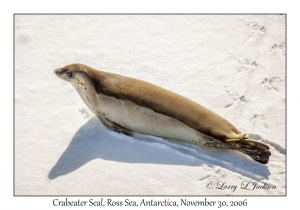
[54, 69, 58, 74]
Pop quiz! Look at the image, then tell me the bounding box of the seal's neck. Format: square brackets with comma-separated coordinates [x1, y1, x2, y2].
[71, 74, 99, 113]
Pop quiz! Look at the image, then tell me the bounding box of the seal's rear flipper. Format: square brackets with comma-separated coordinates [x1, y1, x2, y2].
[235, 137, 271, 164]
[205, 137, 271, 164]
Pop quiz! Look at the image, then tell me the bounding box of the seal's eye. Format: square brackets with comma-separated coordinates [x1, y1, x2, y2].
[66, 71, 73, 77]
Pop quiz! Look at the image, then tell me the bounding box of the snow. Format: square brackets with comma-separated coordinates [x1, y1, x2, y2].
[15, 15, 285, 195]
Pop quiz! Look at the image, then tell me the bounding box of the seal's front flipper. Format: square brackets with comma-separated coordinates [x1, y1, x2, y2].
[103, 117, 133, 136]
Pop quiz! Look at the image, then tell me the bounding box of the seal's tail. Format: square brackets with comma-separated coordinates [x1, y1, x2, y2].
[205, 137, 271, 164]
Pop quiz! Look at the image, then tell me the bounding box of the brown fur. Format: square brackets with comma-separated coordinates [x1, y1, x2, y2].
[86, 66, 241, 142]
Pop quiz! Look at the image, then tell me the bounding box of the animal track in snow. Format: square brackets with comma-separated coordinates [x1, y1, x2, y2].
[250, 114, 268, 130]
[243, 20, 266, 44]
[246, 21, 266, 34]
[223, 54, 256, 103]
[247, 21, 259, 30]
[224, 102, 234, 109]
[261, 77, 282, 93]
[259, 26, 266, 33]
[228, 54, 258, 73]
[271, 42, 285, 55]
[223, 86, 247, 109]
[238, 59, 257, 72]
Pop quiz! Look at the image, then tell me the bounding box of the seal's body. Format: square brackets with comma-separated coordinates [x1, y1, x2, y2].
[54, 64, 271, 164]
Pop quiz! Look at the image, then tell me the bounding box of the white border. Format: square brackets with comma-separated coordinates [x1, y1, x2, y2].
[2, 0, 296, 209]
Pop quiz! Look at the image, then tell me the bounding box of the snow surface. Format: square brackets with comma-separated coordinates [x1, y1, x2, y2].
[15, 15, 285, 195]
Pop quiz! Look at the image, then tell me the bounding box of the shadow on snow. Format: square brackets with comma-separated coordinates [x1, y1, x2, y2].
[49, 117, 271, 180]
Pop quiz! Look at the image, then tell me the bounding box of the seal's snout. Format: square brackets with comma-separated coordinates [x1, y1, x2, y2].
[54, 68, 63, 76]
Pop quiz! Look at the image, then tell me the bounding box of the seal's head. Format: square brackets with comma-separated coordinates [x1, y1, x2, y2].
[54, 63, 90, 82]
[54, 63, 98, 91]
